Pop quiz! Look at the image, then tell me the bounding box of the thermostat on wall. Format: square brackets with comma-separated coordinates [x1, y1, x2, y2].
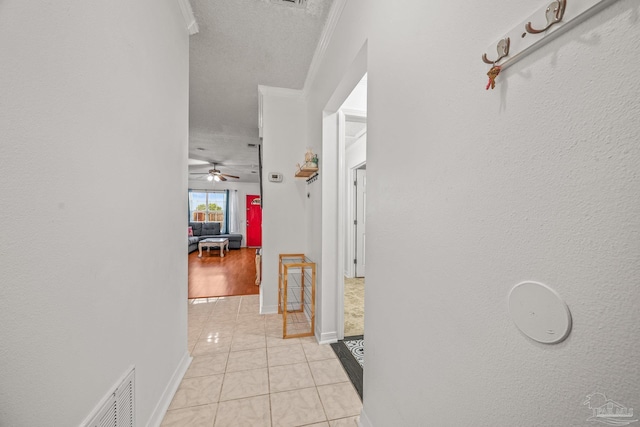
[268, 172, 283, 182]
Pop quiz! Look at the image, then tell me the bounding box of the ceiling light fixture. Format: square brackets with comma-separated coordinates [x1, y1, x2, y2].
[213, 175, 221, 182]
[207, 175, 214, 181]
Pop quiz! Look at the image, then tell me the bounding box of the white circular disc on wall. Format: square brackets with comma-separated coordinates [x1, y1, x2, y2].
[508, 281, 572, 344]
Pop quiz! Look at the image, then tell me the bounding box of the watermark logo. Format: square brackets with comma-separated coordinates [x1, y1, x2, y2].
[583, 392, 638, 426]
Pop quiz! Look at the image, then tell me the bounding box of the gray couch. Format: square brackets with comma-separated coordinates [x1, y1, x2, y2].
[188, 222, 243, 253]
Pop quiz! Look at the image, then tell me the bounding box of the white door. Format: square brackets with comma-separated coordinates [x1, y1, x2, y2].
[355, 168, 366, 277]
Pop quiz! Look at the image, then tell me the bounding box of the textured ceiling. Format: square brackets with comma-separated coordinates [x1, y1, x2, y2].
[188, 0, 334, 183]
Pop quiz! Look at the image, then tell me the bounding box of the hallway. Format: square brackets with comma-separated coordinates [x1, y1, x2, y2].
[161, 295, 361, 426]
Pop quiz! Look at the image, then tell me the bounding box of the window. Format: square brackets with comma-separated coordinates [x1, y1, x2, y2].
[189, 190, 228, 232]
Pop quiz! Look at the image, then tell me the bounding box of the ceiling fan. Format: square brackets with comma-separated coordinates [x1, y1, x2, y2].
[191, 164, 240, 182]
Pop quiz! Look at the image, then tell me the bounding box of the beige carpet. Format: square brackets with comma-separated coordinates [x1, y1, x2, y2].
[344, 277, 365, 336]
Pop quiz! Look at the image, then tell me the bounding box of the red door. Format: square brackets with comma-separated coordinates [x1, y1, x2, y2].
[246, 195, 262, 247]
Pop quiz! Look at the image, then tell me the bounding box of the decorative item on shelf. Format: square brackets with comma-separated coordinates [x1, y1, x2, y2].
[295, 149, 319, 178]
[304, 148, 318, 169]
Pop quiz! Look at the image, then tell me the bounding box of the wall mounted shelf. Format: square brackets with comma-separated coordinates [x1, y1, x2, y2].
[294, 167, 318, 178]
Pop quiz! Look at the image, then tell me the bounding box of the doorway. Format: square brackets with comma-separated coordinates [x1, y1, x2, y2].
[339, 76, 367, 339]
[344, 164, 366, 335]
[246, 195, 262, 247]
[318, 40, 367, 346]
[327, 89, 367, 402]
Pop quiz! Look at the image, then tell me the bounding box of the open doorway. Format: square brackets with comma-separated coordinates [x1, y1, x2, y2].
[325, 72, 367, 400]
[317, 39, 366, 347]
[339, 75, 367, 338]
[344, 164, 365, 336]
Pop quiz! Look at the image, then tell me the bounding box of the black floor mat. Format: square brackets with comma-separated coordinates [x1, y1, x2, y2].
[331, 335, 363, 400]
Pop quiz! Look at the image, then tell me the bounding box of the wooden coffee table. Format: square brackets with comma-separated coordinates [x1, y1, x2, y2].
[198, 238, 229, 258]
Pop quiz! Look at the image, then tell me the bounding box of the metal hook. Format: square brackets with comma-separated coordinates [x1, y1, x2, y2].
[482, 37, 510, 65]
[525, 0, 567, 34]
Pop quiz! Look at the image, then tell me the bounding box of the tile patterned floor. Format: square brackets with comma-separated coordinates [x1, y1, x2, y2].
[161, 295, 361, 427]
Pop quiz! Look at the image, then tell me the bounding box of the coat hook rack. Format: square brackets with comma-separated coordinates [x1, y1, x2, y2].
[525, 0, 567, 34]
[482, 37, 510, 65]
[306, 173, 318, 184]
[480, 0, 620, 72]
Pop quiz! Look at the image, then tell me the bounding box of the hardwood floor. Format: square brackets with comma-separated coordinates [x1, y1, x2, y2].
[188, 247, 259, 299]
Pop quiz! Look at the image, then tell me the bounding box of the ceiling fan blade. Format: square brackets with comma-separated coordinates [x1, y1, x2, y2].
[221, 174, 240, 179]
[219, 175, 227, 181]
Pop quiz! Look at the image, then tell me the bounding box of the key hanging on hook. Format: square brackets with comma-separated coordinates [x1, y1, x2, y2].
[486, 64, 501, 90]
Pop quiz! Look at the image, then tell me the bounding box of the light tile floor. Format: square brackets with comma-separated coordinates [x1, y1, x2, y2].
[161, 295, 362, 427]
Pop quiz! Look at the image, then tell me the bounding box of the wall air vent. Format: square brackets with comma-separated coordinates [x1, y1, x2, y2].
[83, 368, 135, 427]
[271, 0, 307, 8]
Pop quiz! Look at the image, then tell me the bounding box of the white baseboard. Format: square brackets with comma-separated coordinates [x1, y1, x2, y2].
[146, 351, 192, 427]
[358, 408, 373, 427]
[317, 330, 338, 345]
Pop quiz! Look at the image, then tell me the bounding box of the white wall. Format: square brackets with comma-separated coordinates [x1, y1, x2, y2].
[341, 75, 367, 113]
[0, 1, 189, 425]
[289, 0, 640, 425]
[259, 88, 307, 313]
[188, 180, 261, 246]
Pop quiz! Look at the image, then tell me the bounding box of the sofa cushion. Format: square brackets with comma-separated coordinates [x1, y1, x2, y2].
[219, 234, 242, 242]
[188, 236, 200, 245]
[202, 222, 221, 235]
[189, 222, 203, 236]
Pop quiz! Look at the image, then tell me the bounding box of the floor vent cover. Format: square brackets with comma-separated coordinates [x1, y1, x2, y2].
[84, 368, 135, 427]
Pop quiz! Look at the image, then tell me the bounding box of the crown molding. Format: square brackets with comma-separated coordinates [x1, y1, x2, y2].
[177, 0, 199, 35]
[301, 0, 347, 99]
